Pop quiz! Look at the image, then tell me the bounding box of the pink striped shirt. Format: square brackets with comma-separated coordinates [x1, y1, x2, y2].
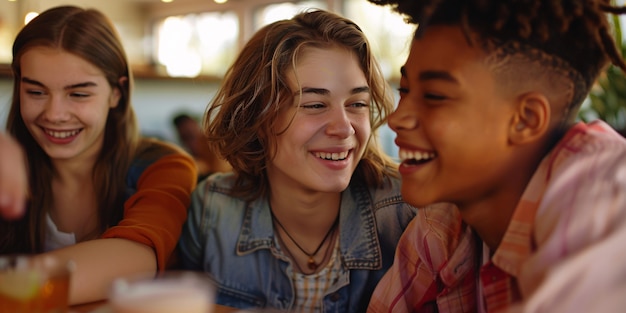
[368, 121, 626, 312]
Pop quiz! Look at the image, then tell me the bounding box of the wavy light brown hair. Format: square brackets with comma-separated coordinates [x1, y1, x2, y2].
[369, 0, 626, 128]
[1, 5, 140, 253]
[204, 9, 397, 200]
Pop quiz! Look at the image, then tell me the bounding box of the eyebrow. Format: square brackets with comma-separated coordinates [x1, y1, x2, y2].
[295, 86, 370, 96]
[400, 66, 459, 85]
[21, 77, 98, 90]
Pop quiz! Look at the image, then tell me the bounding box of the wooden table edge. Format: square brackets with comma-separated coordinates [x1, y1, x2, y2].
[70, 300, 238, 313]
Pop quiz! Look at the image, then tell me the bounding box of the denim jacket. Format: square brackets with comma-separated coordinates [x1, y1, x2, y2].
[179, 172, 418, 312]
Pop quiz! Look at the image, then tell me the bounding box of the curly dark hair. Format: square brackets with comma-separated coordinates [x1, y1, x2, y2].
[368, 0, 626, 123]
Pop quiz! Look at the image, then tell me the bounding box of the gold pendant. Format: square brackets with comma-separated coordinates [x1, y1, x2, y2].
[307, 257, 317, 270]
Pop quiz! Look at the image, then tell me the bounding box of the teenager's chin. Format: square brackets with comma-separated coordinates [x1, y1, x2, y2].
[400, 184, 439, 208]
[314, 179, 350, 193]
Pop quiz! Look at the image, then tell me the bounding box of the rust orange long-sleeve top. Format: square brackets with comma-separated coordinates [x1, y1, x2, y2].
[100, 142, 197, 270]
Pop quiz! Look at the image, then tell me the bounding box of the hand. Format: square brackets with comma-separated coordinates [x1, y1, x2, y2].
[0, 133, 27, 220]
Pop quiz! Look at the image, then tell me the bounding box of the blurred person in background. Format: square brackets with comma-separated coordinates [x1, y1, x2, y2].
[173, 112, 231, 180]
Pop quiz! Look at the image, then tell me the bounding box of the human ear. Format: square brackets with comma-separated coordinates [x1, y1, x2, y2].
[109, 76, 127, 109]
[508, 92, 550, 145]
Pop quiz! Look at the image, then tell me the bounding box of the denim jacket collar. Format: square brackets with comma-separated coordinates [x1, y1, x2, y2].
[235, 181, 382, 270]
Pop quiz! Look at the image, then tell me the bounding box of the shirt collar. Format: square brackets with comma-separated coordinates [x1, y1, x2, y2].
[235, 181, 383, 269]
[492, 122, 590, 276]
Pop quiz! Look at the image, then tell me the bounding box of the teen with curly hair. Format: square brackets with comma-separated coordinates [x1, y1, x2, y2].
[366, 0, 626, 312]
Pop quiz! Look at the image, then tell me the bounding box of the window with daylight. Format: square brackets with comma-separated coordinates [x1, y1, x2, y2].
[154, 10, 239, 78]
[343, 0, 415, 81]
[253, 1, 327, 30]
[151, 0, 412, 83]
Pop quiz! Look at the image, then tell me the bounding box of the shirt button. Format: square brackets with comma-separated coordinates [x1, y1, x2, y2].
[329, 293, 340, 302]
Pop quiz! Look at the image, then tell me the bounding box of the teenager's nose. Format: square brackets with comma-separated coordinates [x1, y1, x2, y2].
[43, 96, 71, 123]
[388, 99, 419, 132]
[326, 108, 355, 138]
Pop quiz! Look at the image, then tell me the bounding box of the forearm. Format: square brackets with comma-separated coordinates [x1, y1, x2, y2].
[41, 238, 156, 305]
[0, 132, 27, 220]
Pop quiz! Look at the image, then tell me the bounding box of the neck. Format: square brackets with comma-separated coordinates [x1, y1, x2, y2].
[269, 189, 341, 234]
[460, 200, 516, 251]
[459, 147, 545, 251]
[52, 154, 98, 184]
[49, 150, 100, 241]
[269, 191, 341, 274]
[271, 207, 338, 272]
[459, 174, 531, 250]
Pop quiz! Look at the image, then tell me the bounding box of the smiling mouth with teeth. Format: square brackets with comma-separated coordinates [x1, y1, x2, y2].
[314, 151, 349, 161]
[398, 149, 437, 165]
[44, 129, 82, 139]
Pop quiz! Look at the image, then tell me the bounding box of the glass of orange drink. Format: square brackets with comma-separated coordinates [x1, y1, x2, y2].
[0, 254, 74, 313]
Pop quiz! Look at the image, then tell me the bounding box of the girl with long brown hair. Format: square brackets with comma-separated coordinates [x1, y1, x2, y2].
[0, 5, 197, 304]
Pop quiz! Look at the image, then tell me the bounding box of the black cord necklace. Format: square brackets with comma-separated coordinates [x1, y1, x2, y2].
[270, 208, 339, 271]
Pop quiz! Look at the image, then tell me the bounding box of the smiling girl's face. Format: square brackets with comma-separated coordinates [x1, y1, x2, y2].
[19, 46, 120, 163]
